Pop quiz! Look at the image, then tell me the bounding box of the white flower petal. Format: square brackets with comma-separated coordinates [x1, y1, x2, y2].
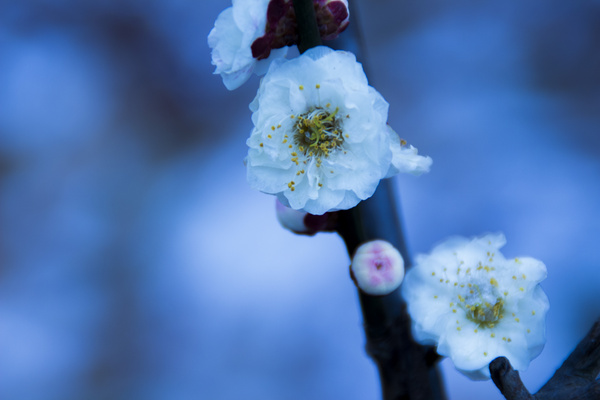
[292, 186, 345, 215]
[254, 47, 290, 75]
[208, 0, 287, 90]
[385, 126, 432, 177]
[245, 46, 430, 214]
[402, 233, 549, 380]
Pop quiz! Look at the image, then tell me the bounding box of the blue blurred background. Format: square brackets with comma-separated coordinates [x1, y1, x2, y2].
[1, 0, 599, 399]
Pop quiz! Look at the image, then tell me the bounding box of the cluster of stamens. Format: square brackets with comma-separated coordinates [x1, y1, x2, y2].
[274, 84, 351, 192]
[429, 252, 538, 353]
[293, 106, 343, 159]
[459, 291, 504, 328]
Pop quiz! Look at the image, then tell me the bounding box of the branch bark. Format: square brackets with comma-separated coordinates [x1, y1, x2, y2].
[490, 318, 600, 400]
[291, 1, 445, 398]
[337, 181, 445, 400]
[292, 0, 322, 53]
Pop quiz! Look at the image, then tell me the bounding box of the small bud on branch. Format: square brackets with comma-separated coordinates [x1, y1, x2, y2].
[351, 240, 405, 296]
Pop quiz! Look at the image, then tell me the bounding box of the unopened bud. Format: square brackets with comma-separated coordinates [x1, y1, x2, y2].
[315, 0, 349, 40]
[252, 0, 350, 59]
[275, 199, 335, 235]
[351, 240, 404, 296]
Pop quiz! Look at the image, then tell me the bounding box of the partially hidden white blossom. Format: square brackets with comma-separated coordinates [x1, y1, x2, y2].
[208, 0, 287, 90]
[402, 233, 549, 380]
[246, 46, 431, 215]
[275, 199, 332, 235]
[351, 240, 405, 296]
[276, 199, 309, 233]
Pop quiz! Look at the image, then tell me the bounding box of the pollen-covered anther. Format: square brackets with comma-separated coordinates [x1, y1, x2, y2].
[293, 107, 343, 160]
[351, 240, 405, 296]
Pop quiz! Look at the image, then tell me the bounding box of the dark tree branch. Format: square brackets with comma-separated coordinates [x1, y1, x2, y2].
[490, 357, 534, 400]
[291, 1, 444, 398]
[490, 318, 600, 400]
[534, 318, 600, 400]
[548, 318, 600, 381]
[292, 0, 321, 53]
[337, 181, 445, 400]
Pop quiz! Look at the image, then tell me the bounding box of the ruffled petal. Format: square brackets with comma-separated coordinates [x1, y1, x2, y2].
[402, 233, 549, 380]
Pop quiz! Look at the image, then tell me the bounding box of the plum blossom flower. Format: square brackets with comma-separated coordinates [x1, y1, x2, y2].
[208, 0, 288, 90]
[208, 0, 350, 90]
[246, 46, 431, 215]
[402, 233, 549, 380]
[351, 240, 405, 296]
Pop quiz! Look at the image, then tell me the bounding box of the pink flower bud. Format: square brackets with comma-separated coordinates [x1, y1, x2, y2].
[351, 240, 404, 296]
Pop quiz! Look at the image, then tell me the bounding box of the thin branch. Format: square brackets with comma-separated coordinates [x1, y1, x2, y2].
[292, 1, 445, 398]
[490, 318, 600, 400]
[489, 357, 534, 400]
[534, 318, 600, 400]
[292, 0, 321, 53]
[338, 180, 445, 400]
[550, 318, 600, 381]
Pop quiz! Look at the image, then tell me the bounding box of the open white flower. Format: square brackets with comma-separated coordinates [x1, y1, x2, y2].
[246, 46, 431, 215]
[208, 0, 287, 90]
[402, 233, 549, 380]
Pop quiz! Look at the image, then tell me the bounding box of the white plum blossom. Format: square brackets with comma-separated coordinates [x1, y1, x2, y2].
[208, 0, 287, 90]
[246, 46, 431, 215]
[402, 233, 549, 380]
[208, 0, 351, 90]
[351, 240, 405, 296]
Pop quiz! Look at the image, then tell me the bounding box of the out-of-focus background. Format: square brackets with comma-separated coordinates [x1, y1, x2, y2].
[1, 0, 599, 399]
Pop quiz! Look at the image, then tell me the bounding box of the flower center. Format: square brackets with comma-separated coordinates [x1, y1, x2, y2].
[293, 107, 343, 159]
[458, 284, 504, 328]
[466, 298, 503, 326]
